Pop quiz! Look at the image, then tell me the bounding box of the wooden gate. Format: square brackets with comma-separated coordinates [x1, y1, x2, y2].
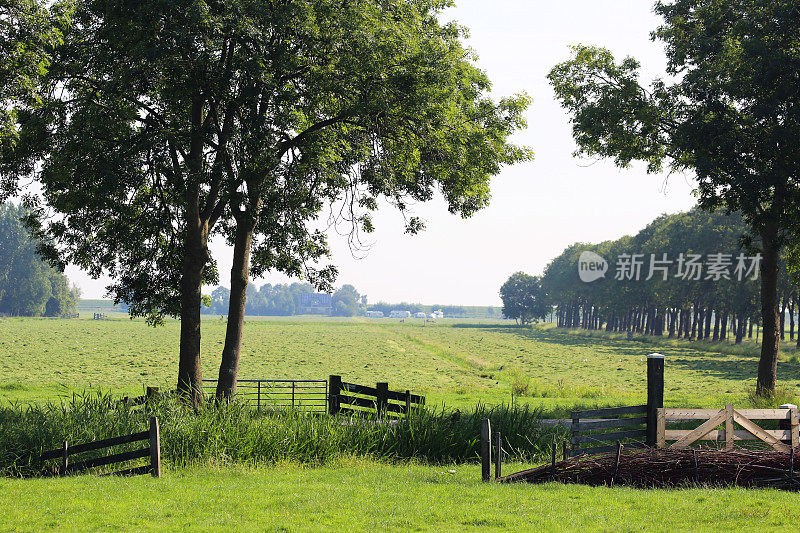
[657, 404, 799, 451]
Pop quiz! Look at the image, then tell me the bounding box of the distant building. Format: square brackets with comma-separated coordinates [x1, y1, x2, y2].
[366, 310, 384, 318]
[299, 293, 332, 315]
[389, 310, 412, 319]
[414, 312, 427, 319]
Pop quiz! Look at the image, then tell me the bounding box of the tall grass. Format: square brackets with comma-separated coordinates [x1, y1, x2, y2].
[0, 393, 563, 476]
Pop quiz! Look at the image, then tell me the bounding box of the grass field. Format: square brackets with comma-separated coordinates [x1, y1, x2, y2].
[2, 315, 800, 412]
[5, 315, 800, 530]
[3, 459, 800, 532]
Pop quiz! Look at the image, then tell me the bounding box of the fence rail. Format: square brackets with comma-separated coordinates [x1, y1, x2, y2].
[201, 379, 328, 412]
[569, 405, 648, 457]
[41, 417, 160, 477]
[657, 404, 800, 451]
[328, 375, 424, 418]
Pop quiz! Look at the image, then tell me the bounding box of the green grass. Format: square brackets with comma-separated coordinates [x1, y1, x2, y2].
[4, 317, 800, 529]
[3, 316, 800, 413]
[3, 460, 800, 531]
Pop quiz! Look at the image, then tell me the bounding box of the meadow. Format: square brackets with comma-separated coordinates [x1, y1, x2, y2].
[4, 314, 800, 531]
[2, 314, 800, 412]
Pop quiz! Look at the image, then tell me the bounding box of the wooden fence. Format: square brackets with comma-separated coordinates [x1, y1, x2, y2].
[41, 417, 161, 477]
[328, 375, 424, 417]
[568, 405, 648, 457]
[657, 404, 800, 451]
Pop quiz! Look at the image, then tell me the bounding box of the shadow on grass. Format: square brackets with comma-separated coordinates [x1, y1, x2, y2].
[451, 323, 800, 385]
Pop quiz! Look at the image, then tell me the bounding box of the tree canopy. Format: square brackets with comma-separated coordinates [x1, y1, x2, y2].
[0, 203, 79, 317]
[548, 0, 800, 393]
[4, 0, 531, 403]
[499, 272, 549, 325]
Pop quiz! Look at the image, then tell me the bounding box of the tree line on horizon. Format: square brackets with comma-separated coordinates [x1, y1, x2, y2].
[502, 207, 800, 346]
[204, 282, 486, 318]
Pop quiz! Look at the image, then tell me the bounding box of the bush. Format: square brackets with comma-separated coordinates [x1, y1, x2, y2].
[0, 393, 563, 476]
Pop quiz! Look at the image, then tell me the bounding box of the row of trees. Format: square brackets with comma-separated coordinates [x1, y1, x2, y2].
[504, 207, 800, 348]
[1, 1, 529, 403]
[541, 209, 766, 340]
[205, 282, 365, 317]
[0, 203, 79, 317]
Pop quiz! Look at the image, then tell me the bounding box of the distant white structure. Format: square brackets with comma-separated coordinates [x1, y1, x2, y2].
[428, 309, 444, 319]
[414, 312, 427, 319]
[389, 310, 412, 319]
[366, 311, 384, 318]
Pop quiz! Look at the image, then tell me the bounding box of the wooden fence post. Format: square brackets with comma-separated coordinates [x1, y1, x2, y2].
[494, 431, 502, 480]
[779, 403, 798, 448]
[725, 403, 734, 450]
[481, 418, 492, 482]
[149, 417, 161, 478]
[146, 387, 159, 401]
[376, 382, 389, 419]
[328, 375, 341, 415]
[61, 440, 69, 476]
[646, 353, 664, 447]
[405, 390, 411, 416]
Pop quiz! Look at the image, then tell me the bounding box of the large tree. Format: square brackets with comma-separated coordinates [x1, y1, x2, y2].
[6, 0, 530, 403]
[548, 0, 800, 394]
[212, 0, 531, 399]
[500, 272, 549, 325]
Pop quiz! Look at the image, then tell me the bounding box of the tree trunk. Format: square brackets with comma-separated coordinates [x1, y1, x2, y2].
[177, 187, 208, 408]
[757, 221, 781, 395]
[713, 311, 720, 341]
[216, 220, 255, 401]
[780, 298, 787, 341]
[720, 311, 728, 340]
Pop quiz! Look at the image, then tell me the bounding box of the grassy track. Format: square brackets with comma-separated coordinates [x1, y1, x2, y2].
[2, 460, 799, 532]
[2, 316, 800, 410]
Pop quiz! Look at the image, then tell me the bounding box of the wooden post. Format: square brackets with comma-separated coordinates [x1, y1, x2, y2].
[610, 441, 622, 487]
[725, 403, 734, 450]
[779, 404, 798, 447]
[146, 387, 159, 401]
[149, 417, 161, 478]
[257, 381, 261, 412]
[656, 408, 666, 448]
[405, 390, 411, 416]
[376, 382, 388, 419]
[328, 375, 341, 415]
[61, 440, 68, 476]
[481, 418, 492, 482]
[292, 381, 296, 409]
[570, 410, 580, 458]
[494, 431, 502, 480]
[646, 353, 664, 447]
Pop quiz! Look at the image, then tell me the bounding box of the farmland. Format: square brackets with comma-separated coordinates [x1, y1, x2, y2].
[4, 315, 800, 531]
[2, 315, 800, 412]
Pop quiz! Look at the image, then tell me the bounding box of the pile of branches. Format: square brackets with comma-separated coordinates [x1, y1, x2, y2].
[499, 448, 800, 489]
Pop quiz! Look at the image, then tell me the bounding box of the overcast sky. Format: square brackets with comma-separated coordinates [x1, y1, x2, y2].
[67, 0, 698, 306]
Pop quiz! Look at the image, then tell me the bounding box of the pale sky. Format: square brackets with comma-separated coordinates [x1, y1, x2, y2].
[67, 0, 698, 306]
